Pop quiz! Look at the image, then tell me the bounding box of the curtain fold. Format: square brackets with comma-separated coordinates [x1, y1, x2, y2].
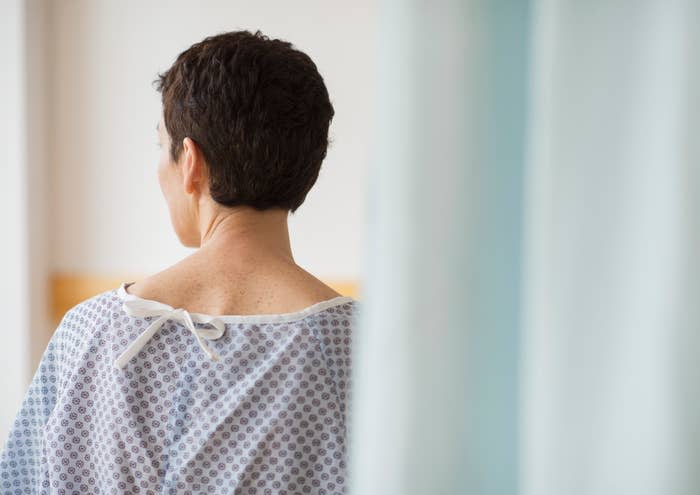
[522, 1, 700, 494]
[350, 1, 530, 493]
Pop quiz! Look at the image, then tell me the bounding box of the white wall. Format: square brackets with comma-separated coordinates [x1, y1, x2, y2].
[0, 0, 31, 443]
[48, 0, 375, 280]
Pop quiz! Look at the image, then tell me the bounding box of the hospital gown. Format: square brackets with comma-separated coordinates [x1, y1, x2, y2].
[0, 282, 359, 494]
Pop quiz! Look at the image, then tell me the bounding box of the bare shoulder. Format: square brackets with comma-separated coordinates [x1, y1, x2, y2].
[289, 266, 345, 300]
[126, 261, 344, 316]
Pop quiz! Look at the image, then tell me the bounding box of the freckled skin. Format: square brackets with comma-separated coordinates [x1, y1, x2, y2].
[126, 113, 342, 317]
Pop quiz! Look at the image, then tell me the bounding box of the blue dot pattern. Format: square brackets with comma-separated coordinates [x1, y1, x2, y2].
[0, 287, 358, 494]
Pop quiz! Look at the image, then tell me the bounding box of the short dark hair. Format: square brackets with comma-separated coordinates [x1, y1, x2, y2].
[154, 30, 335, 213]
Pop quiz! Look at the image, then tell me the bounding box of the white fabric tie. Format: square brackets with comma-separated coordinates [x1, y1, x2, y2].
[114, 297, 227, 369]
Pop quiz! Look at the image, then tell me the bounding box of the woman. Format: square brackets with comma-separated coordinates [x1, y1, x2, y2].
[0, 30, 359, 494]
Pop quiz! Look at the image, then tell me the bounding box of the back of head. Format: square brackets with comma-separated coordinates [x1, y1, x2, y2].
[155, 30, 335, 214]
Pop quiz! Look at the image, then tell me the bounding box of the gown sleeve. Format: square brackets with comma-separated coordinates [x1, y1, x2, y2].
[0, 318, 68, 495]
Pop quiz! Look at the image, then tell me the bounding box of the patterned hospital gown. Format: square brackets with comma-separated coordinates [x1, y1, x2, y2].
[0, 282, 359, 494]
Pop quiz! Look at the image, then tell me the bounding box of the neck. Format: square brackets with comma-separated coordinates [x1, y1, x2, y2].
[198, 205, 295, 263]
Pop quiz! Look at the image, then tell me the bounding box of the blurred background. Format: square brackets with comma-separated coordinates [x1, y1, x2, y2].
[2, 1, 700, 494]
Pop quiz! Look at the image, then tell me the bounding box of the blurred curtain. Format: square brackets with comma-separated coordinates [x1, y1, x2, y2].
[350, 1, 700, 494]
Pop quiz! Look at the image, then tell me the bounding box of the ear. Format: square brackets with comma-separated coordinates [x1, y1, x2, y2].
[181, 137, 206, 195]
